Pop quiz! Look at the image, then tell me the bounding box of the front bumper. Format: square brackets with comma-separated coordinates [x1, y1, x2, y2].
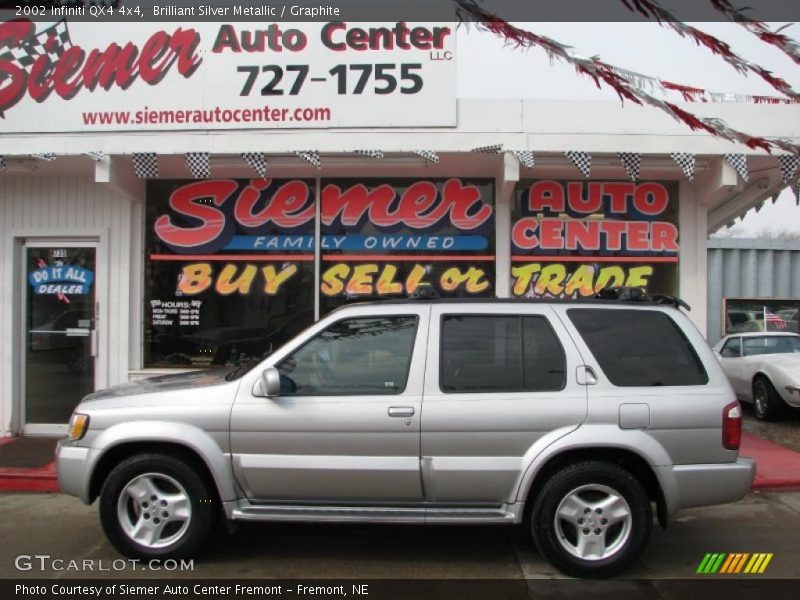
[55, 439, 93, 503]
[658, 458, 756, 513]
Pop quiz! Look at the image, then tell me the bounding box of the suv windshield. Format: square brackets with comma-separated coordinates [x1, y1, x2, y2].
[742, 335, 800, 356]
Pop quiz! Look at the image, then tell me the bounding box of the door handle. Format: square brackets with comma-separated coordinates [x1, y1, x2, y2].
[388, 406, 415, 418]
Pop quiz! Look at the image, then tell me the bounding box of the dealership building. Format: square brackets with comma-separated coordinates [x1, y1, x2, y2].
[1, 19, 798, 436]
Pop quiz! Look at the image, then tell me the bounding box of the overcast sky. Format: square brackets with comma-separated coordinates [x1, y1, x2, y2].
[456, 22, 800, 236]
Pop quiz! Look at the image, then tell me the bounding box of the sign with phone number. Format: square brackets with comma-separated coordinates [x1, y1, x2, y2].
[0, 20, 456, 132]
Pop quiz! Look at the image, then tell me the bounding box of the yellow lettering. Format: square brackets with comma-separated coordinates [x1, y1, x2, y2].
[215, 264, 257, 295]
[178, 263, 212, 295]
[262, 264, 298, 295]
[321, 263, 350, 296]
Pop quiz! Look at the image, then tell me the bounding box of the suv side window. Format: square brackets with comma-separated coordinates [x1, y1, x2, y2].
[440, 315, 566, 393]
[720, 337, 741, 358]
[567, 308, 708, 386]
[277, 316, 418, 395]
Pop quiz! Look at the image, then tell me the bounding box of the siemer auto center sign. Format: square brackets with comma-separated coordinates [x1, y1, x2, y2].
[0, 19, 456, 132]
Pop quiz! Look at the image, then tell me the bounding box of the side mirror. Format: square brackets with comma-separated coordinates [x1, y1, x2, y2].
[257, 367, 281, 398]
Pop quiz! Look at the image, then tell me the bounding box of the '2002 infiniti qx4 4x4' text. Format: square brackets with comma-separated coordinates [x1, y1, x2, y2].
[57, 292, 754, 578]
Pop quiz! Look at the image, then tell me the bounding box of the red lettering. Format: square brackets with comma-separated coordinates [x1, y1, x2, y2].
[0, 19, 201, 116]
[650, 222, 679, 252]
[539, 219, 564, 249]
[528, 181, 564, 213]
[322, 183, 396, 226]
[605, 183, 634, 214]
[626, 222, 650, 251]
[234, 180, 313, 228]
[512, 217, 539, 250]
[154, 180, 238, 248]
[568, 182, 603, 214]
[564, 220, 600, 250]
[0, 20, 34, 115]
[52, 47, 85, 99]
[443, 178, 492, 230]
[601, 221, 627, 251]
[633, 182, 669, 216]
[322, 179, 491, 230]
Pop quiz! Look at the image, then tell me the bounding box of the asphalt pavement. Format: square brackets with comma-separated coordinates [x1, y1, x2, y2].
[1, 490, 798, 581]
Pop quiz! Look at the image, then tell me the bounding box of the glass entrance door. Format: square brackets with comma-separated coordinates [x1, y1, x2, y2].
[23, 245, 97, 430]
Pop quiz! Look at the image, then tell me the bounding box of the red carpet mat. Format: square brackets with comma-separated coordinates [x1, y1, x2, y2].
[740, 432, 800, 490]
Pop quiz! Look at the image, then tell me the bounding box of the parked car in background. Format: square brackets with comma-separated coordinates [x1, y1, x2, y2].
[713, 332, 800, 421]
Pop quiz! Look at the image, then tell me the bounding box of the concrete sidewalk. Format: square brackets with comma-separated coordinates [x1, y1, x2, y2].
[1, 432, 800, 494]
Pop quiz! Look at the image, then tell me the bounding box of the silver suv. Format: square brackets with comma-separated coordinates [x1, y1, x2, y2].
[57, 292, 755, 578]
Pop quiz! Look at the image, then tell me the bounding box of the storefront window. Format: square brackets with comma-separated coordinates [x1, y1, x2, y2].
[144, 179, 316, 368]
[510, 180, 680, 298]
[724, 298, 800, 335]
[319, 178, 495, 314]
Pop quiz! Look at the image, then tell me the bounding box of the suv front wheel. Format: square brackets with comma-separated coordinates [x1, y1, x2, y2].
[530, 461, 652, 578]
[99, 453, 215, 559]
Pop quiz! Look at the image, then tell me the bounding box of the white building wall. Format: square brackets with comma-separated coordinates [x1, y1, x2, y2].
[0, 176, 136, 435]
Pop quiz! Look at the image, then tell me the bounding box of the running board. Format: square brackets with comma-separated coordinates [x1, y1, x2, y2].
[230, 504, 517, 524]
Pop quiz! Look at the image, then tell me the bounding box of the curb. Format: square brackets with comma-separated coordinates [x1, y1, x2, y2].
[0, 462, 59, 493]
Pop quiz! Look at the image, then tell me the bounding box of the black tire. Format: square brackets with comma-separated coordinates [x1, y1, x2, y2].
[530, 461, 652, 578]
[99, 453, 216, 559]
[753, 376, 787, 422]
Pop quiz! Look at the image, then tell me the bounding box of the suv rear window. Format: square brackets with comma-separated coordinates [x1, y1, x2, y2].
[567, 308, 708, 387]
[440, 315, 566, 393]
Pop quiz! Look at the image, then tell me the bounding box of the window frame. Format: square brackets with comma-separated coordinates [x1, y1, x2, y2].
[438, 313, 567, 395]
[566, 307, 710, 388]
[720, 337, 742, 358]
[276, 313, 420, 397]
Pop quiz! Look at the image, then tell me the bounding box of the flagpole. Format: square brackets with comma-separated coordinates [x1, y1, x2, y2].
[763, 306, 767, 332]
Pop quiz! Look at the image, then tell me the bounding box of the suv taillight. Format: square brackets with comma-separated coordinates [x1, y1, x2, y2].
[722, 401, 742, 450]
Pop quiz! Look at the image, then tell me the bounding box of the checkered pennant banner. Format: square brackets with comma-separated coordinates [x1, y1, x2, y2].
[186, 152, 210, 179]
[618, 152, 641, 182]
[794, 179, 800, 205]
[471, 144, 503, 154]
[778, 155, 800, 184]
[510, 150, 535, 169]
[0, 156, 5, 171]
[31, 153, 56, 161]
[83, 152, 104, 162]
[355, 150, 385, 159]
[670, 152, 695, 181]
[132, 152, 158, 178]
[566, 151, 591, 178]
[413, 150, 440, 164]
[242, 152, 267, 178]
[725, 153, 749, 182]
[296, 151, 322, 169]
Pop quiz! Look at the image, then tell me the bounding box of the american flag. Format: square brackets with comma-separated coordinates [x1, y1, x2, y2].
[764, 307, 788, 330]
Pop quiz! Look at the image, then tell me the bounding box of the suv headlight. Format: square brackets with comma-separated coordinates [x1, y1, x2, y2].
[68, 413, 90, 441]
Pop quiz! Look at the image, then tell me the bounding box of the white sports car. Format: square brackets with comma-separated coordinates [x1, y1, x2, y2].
[713, 332, 800, 421]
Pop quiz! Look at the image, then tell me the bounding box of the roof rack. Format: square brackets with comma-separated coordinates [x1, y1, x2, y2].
[594, 287, 691, 311]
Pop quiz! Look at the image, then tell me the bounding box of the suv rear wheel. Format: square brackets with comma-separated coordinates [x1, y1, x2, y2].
[530, 461, 652, 578]
[99, 453, 215, 559]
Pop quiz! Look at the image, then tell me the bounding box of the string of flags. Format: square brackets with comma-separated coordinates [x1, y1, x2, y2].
[566, 151, 592, 178]
[295, 150, 322, 169]
[185, 152, 210, 179]
[242, 152, 267, 178]
[0, 151, 797, 202]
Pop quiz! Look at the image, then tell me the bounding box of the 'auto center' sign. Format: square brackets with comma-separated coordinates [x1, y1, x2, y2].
[0, 19, 456, 132]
